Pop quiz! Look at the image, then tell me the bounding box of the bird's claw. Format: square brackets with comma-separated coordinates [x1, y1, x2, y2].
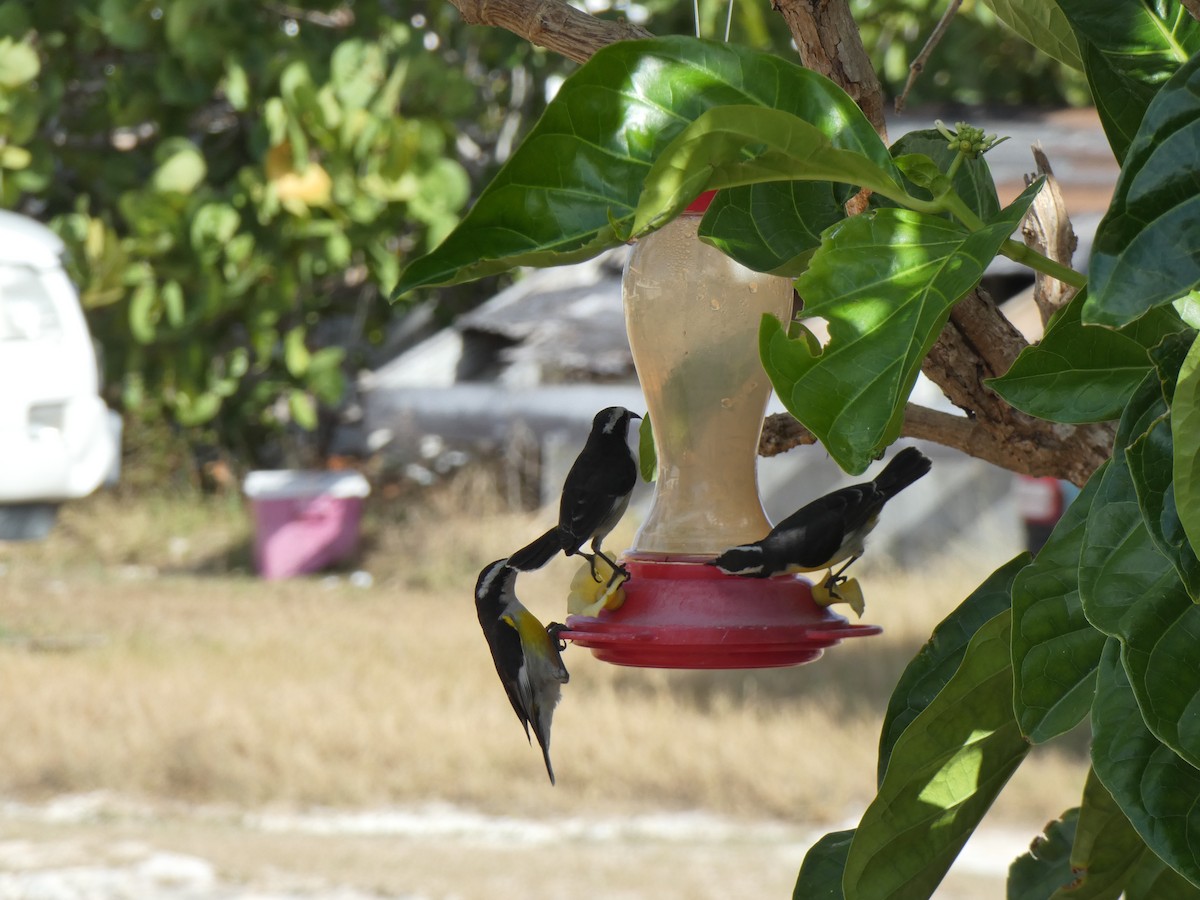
[586, 554, 603, 583]
[546, 621, 569, 651]
[812, 572, 866, 618]
[609, 568, 630, 590]
[588, 555, 630, 585]
[822, 570, 846, 592]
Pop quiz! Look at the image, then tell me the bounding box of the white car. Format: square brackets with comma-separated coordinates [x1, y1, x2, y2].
[0, 209, 121, 539]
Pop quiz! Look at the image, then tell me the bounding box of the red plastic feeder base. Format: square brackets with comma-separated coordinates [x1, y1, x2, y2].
[557, 557, 882, 669]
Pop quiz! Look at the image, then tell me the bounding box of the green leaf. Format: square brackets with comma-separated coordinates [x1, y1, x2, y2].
[1176, 292, 1200, 331]
[284, 326, 310, 378]
[1173, 334, 1200, 556]
[392, 37, 891, 296]
[1078, 443, 1171, 639]
[1058, 0, 1199, 91]
[161, 280, 184, 329]
[1007, 809, 1079, 900]
[892, 154, 950, 195]
[1054, 767, 1154, 900]
[288, 390, 318, 430]
[878, 553, 1029, 784]
[1077, 36, 1158, 164]
[844, 611, 1030, 899]
[630, 105, 902, 237]
[990, 290, 1181, 423]
[1012, 463, 1107, 743]
[1118, 570, 1200, 771]
[306, 347, 346, 405]
[1128, 413, 1200, 598]
[0, 37, 39, 87]
[1079, 410, 1200, 771]
[1091, 639, 1200, 888]
[1057, 0, 1200, 162]
[190, 203, 241, 253]
[981, 0, 1083, 70]
[638, 414, 657, 483]
[127, 280, 158, 344]
[764, 181, 1040, 473]
[223, 59, 250, 111]
[330, 38, 386, 110]
[888, 130, 1001, 223]
[1085, 51, 1200, 326]
[1146, 321, 1194, 405]
[1126, 855, 1200, 899]
[151, 138, 207, 195]
[173, 390, 221, 426]
[794, 829, 853, 900]
[697, 181, 849, 277]
[0, 144, 31, 170]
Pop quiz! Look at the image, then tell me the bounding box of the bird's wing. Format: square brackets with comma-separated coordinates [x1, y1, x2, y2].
[768, 491, 857, 569]
[491, 615, 532, 738]
[556, 444, 637, 548]
[560, 489, 624, 548]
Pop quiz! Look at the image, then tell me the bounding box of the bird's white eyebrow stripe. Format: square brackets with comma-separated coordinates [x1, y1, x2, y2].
[478, 561, 505, 597]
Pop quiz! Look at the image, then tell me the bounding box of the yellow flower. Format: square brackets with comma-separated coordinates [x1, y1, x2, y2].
[567, 557, 629, 617]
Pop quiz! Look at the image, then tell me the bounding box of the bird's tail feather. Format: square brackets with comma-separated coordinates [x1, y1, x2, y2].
[507, 527, 565, 572]
[537, 737, 556, 786]
[873, 447, 932, 499]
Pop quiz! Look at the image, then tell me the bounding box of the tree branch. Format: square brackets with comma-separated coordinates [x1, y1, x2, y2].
[444, 0, 652, 64]
[264, 2, 355, 28]
[1183, 0, 1200, 23]
[768, 0, 888, 139]
[895, 0, 963, 112]
[920, 286, 1112, 486]
[760, 404, 1055, 472]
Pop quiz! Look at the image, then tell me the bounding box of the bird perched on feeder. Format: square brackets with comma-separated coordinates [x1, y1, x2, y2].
[507, 406, 641, 580]
[475, 559, 570, 784]
[708, 447, 931, 589]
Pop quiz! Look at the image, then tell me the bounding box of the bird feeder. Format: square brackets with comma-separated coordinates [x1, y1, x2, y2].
[557, 193, 881, 668]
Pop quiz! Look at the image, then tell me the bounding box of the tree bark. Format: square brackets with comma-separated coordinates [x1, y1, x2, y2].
[918, 286, 1113, 486]
[769, 0, 888, 139]
[444, 0, 651, 64]
[760, 405, 1110, 486]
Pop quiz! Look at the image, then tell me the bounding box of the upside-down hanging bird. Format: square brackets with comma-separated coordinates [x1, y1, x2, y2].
[474, 559, 570, 784]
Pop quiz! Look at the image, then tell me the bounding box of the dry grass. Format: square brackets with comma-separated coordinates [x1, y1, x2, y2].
[0, 473, 1089, 831]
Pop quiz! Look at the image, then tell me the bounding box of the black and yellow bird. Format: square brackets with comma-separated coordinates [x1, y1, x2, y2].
[709, 447, 931, 587]
[475, 559, 570, 784]
[507, 406, 640, 579]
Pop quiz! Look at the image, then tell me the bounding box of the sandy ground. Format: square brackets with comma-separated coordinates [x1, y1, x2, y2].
[0, 794, 1029, 899]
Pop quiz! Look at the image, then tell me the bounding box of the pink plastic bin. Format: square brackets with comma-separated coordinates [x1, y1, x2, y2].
[243, 470, 370, 579]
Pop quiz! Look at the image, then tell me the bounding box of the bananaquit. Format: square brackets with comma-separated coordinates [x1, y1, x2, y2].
[507, 406, 640, 579]
[475, 559, 569, 784]
[709, 447, 931, 587]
